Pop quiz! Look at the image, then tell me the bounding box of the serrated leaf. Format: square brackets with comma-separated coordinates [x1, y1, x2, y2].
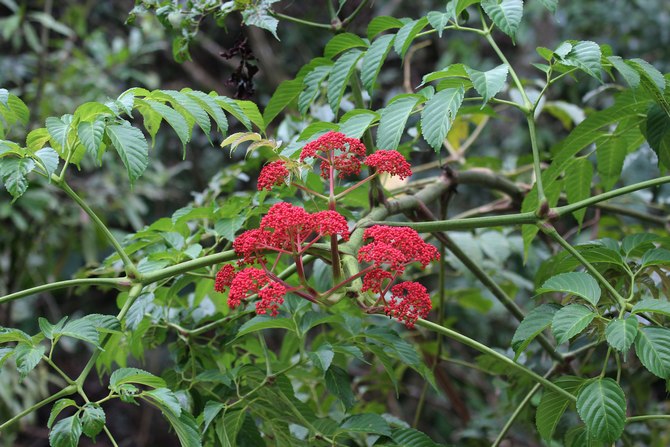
[338, 110, 379, 139]
[631, 298, 670, 317]
[202, 401, 224, 434]
[6, 93, 29, 125]
[576, 378, 626, 444]
[143, 388, 182, 417]
[235, 100, 265, 132]
[644, 104, 670, 168]
[160, 409, 202, 447]
[393, 17, 429, 58]
[605, 318, 638, 353]
[536, 376, 584, 441]
[48, 399, 77, 429]
[481, 0, 524, 41]
[607, 56, 640, 88]
[634, 327, 670, 378]
[538, 272, 601, 306]
[511, 303, 560, 358]
[106, 121, 149, 184]
[340, 413, 391, 436]
[629, 58, 666, 92]
[551, 304, 596, 345]
[0, 327, 32, 344]
[325, 365, 355, 409]
[366, 15, 404, 40]
[49, 415, 82, 447]
[427, 11, 449, 37]
[421, 87, 465, 151]
[241, 1, 278, 39]
[161, 90, 212, 139]
[565, 157, 593, 226]
[143, 99, 191, 148]
[596, 133, 627, 190]
[324, 33, 368, 59]
[622, 233, 659, 256]
[641, 248, 670, 268]
[361, 34, 395, 92]
[214, 216, 246, 240]
[216, 409, 246, 447]
[77, 119, 106, 161]
[392, 427, 440, 446]
[81, 403, 105, 439]
[1, 157, 34, 200]
[308, 343, 334, 373]
[13, 342, 45, 378]
[45, 116, 72, 153]
[184, 90, 228, 134]
[26, 127, 51, 151]
[465, 64, 508, 106]
[235, 316, 296, 338]
[263, 79, 302, 126]
[217, 96, 252, 130]
[376, 95, 421, 149]
[327, 49, 364, 113]
[298, 65, 332, 114]
[109, 367, 166, 392]
[558, 41, 602, 80]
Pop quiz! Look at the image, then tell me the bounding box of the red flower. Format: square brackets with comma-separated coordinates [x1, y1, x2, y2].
[385, 281, 432, 328]
[260, 202, 314, 250]
[359, 225, 439, 272]
[233, 228, 273, 264]
[312, 210, 349, 240]
[361, 268, 394, 294]
[257, 160, 289, 191]
[365, 150, 412, 180]
[215, 264, 236, 293]
[256, 281, 287, 317]
[300, 131, 367, 179]
[228, 267, 269, 309]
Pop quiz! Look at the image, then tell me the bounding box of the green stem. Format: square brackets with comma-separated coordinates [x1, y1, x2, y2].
[0, 277, 130, 305]
[270, 11, 333, 29]
[103, 426, 120, 447]
[416, 319, 575, 401]
[0, 385, 77, 432]
[483, 26, 531, 111]
[492, 382, 542, 447]
[141, 250, 237, 284]
[369, 211, 538, 231]
[341, 0, 370, 27]
[627, 415, 670, 423]
[540, 224, 627, 309]
[526, 115, 546, 209]
[54, 176, 138, 278]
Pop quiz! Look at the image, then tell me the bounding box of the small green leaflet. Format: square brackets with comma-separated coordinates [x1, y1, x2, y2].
[607, 56, 640, 88]
[338, 110, 379, 139]
[393, 17, 429, 58]
[641, 248, 670, 268]
[324, 32, 368, 59]
[644, 104, 670, 169]
[634, 327, 670, 378]
[366, 15, 404, 40]
[109, 367, 166, 392]
[235, 315, 296, 338]
[465, 64, 509, 107]
[106, 121, 149, 184]
[376, 95, 422, 149]
[361, 34, 395, 92]
[536, 375, 584, 441]
[327, 49, 364, 113]
[262, 79, 302, 126]
[557, 41, 602, 80]
[1, 157, 35, 200]
[392, 427, 441, 447]
[77, 120, 106, 162]
[49, 415, 82, 447]
[426, 11, 449, 37]
[576, 378, 626, 444]
[308, 343, 334, 373]
[421, 87, 465, 151]
[339, 413, 391, 437]
[605, 318, 638, 353]
[48, 399, 77, 429]
[564, 157, 593, 226]
[537, 272, 601, 306]
[13, 342, 45, 378]
[511, 303, 560, 359]
[325, 365, 355, 409]
[551, 304, 596, 345]
[81, 403, 106, 439]
[631, 298, 670, 317]
[481, 0, 524, 41]
[298, 65, 332, 115]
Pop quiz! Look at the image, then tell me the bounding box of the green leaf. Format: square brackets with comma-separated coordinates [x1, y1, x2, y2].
[537, 0, 557, 13]
[361, 34, 395, 92]
[81, 403, 105, 439]
[0, 327, 32, 344]
[576, 378, 626, 444]
[558, 41, 602, 80]
[338, 110, 379, 139]
[48, 399, 77, 429]
[45, 116, 72, 153]
[622, 233, 659, 256]
[641, 248, 670, 268]
[109, 367, 166, 392]
[308, 343, 334, 373]
[143, 99, 191, 148]
[202, 401, 224, 434]
[298, 65, 332, 114]
[392, 427, 441, 446]
[427, 11, 450, 37]
[340, 413, 391, 436]
[327, 49, 364, 113]
[325, 365, 355, 409]
[565, 157, 593, 226]
[607, 56, 640, 88]
[32, 147, 59, 178]
[217, 96, 252, 129]
[143, 388, 181, 417]
[393, 17, 429, 58]
[235, 315, 296, 338]
[1, 157, 35, 200]
[634, 327, 670, 379]
[26, 127, 51, 151]
[465, 64, 508, 106]
[263, 79, 302, 126]
[161, 90, 212, 138]
[14, 342, 45, 378]
[184, 90, 228, 134]
[366, 15, 404, 40]
[377, 95, 421, 149]
[452, 0, 484, 20]
[6, 93, 29, 125]
[159, 409, 202, 447]
[214, 216, 246, 241]
[77, 120, 106, 160]
[605, 318, 638, 353]
[216, 409, 246, 446]
[106, 121, 149, 184]
[537, 272, 601, 306]
[644, 104, 670, 168]
[629, 58, 666, 92]
[235, 100, 265, 132]
[481, 0, 524, 41]
[536, 376, 584, 441]
[631, 298, 670, 317]
[324, 32, 368, 59]
[511, 303, 560, 359]
[551, 304, 596, 345]
[596, 133, 627, 190]
[241, 1, 279, 39]
[73, 101, 114, 123]
[49, 415, 82, 447]
[421, 87, 465, 151]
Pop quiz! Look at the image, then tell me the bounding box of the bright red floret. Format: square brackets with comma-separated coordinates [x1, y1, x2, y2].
[260, 202, 314, 250]
[215, 264, 236, 293]
[257, 160, 289, 191]
[385, 281, 432, 328]
[256, 281, 287, 317]
[233, 228, 272, 264]
[228, 267, 268, 309]
[300, 131, 367, 179]
[365, 150, 412, 180]
[359, 225, 439, 271]
[361, 268, 394, 294]
[312, 210, 350, 240]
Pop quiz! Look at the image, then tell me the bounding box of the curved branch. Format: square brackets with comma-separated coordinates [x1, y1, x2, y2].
[0, 277, 130, 305]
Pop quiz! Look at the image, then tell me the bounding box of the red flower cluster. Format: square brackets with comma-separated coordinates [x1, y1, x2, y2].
[365, 150, 412, 180]
[358, 225, 439, 273]
[300, 131, 367, 179]
[385, 282, 432, 328]
[257, 160, 289, 191]
[215, 266, 287, 317]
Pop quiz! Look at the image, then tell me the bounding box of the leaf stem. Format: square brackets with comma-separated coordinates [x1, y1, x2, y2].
[0, 277, 130, 305]
[270, 11, 333, 30]
[0, 385, 77, 432]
